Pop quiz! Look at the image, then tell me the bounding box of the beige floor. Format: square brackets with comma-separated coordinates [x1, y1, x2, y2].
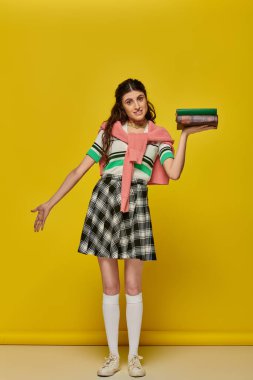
[0, 345, 253, 380]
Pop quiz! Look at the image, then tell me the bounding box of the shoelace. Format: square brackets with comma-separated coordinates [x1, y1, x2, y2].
[128, 355, 144, 369]
[102, 354, 119, 368]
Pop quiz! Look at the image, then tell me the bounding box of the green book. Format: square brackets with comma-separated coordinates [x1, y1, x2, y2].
[176, 108, 217, 116]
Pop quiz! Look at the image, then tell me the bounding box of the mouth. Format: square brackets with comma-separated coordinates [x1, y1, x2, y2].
[134, 110, 143, 115]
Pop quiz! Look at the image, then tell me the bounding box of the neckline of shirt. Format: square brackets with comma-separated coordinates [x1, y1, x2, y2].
[122, 121, 149, 134]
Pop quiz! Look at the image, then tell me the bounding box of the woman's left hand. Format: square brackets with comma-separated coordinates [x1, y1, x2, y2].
[182, 124, 217, 136]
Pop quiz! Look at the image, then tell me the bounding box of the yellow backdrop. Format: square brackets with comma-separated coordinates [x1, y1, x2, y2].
[1, 0, 252, 345]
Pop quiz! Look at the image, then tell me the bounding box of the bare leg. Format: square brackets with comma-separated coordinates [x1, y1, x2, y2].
[97, 257, 120, 294]
[124, 258, 144, 295]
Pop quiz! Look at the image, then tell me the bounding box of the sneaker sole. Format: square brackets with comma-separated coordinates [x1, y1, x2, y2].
[97, 368, 120, 376]
[128, 369, 146, 377]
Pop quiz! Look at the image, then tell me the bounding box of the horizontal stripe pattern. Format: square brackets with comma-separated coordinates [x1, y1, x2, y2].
[159, 144, 175, 165]
[86, 122, 174, 181]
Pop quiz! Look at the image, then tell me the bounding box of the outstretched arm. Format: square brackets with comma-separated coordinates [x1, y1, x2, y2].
[46, 154, 96, 209]
[163, 124, 217, 180]
[31, 128, 104, 232]
[31, 154, 96, 232]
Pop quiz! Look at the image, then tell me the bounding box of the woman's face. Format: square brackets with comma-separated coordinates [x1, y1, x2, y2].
[121, 90, 148, 124]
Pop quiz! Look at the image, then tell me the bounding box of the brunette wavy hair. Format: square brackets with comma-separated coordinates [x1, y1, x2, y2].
[101, 78, 156, 165]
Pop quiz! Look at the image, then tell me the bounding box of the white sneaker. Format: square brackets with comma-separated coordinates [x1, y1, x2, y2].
[128, 355, 146, 377]
[97, 352, 120, 377]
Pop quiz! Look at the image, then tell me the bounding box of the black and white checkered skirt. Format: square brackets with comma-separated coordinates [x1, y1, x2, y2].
[77, 174, 157, 261]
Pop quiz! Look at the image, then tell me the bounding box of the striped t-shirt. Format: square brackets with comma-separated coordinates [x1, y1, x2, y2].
[86, 122, 174, 182]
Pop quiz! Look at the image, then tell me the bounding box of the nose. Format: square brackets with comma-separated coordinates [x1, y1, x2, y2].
[134, 100, 141, 109]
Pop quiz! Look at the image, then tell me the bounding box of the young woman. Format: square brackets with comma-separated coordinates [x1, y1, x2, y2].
[31, 78, 215, 377]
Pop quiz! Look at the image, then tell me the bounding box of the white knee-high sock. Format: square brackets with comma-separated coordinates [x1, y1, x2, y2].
[102, 293, 120, 357]
[126, 292, 143, 361]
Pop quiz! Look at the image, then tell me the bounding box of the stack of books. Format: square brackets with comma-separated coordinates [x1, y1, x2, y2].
[176, 108, 218, 130]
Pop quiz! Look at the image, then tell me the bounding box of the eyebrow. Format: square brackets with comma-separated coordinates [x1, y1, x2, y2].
[124, 94, 144, 103]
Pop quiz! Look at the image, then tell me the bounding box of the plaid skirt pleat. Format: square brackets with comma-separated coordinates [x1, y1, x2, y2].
[77, 174, 157, 261]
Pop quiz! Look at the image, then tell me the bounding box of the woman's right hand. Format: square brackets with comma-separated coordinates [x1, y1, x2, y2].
[31, 202, 52, 232]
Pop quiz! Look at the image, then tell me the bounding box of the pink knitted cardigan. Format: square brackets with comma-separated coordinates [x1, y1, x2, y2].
[98, 120, 175, 213]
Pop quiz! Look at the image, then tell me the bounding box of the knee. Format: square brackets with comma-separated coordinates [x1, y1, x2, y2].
[103, 283, 120, 295]
[125, 283, 141, 296]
